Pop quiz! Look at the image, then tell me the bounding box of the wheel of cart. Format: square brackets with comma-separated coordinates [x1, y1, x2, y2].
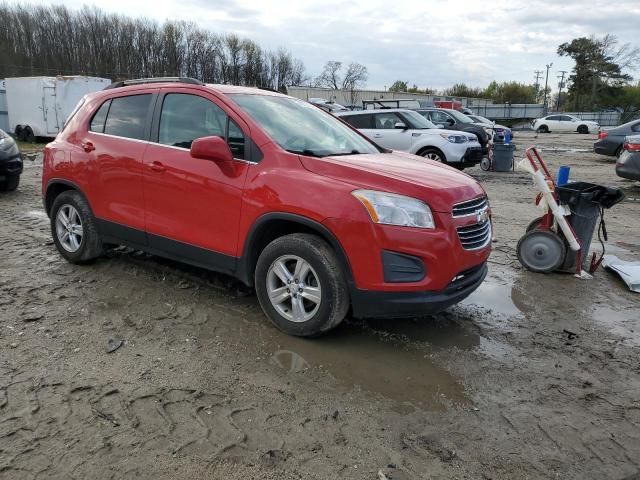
[517, 147, 624, 277]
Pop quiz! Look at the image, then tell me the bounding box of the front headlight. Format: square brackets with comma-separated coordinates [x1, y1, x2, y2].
[352, 190, 435, 229]
[440, 133, 467, 144]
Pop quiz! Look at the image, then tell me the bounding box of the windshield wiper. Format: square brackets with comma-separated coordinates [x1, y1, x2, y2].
[327, 150, 364, 156]
[286, 149, 324, 157]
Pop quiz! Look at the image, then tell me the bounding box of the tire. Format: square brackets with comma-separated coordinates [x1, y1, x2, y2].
[0, 175, 20, 192]
[516, 230, 566, 273]
[14, 126, 24, 141]
[24, 126, 35, 143]
[50, 190, 103, 264]
[537, 125, 549, 134]
[419, 147, 447, 164]
[577, 125, 589, 134]
[615, 145, 623, 158]
[254, 233, 349, 337]
[525, 216, 545, 232]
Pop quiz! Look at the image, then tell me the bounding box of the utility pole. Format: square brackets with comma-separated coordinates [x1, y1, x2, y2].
[534, 70, 543, 101]
[543, 63, 553, 114]
[556, 70, 568, 112]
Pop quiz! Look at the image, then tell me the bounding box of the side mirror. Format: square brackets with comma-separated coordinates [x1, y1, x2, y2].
[190, 136, 233, 163]
[394, 122, 407, 130]
[446, 118, 455, 126]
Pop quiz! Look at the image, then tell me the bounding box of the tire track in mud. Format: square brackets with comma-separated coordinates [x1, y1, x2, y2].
[0, 378, 293, 479]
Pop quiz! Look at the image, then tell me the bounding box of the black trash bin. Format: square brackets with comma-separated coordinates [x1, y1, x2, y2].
[555, 182, 625, 271]
[493, 144, 515, 171]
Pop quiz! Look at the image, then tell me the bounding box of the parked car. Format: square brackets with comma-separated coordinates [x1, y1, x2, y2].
[415, 108, 491, 154]
[594, 119, 640, 157]
[616, 135, 640, 181]
[467, 114, 513, 142]
[335, 109, 483, 169]
[42, 78, 491, 337]
[0, 128, 23, 191]
[532, 114, 599, 134]
[308, 98, 349, 113]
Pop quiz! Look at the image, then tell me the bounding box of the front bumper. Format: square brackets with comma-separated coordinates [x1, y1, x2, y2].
[0, 150, 23, 177]
[350, 262, 487, 318]
[461, 146, 483, 165]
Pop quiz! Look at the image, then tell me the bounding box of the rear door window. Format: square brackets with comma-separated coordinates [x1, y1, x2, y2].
[341, 114, 373, 129]
[89, 100, 111, 133]
[104, 94, 152, 140]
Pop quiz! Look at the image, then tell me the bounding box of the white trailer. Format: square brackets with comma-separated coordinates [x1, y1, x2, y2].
[5, 76, 111, 140]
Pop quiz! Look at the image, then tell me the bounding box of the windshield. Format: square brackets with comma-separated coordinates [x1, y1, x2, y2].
[401, 110, 438, 129]
[472, 115, 493, 124]
[230, 94, 379, 157]
[447, 110, 474, 124]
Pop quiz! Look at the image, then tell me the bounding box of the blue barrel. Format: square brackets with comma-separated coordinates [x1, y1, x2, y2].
[557, 166, 570, 186]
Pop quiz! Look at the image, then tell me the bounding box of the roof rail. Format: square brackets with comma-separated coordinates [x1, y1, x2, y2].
[104, 77, 204, 90]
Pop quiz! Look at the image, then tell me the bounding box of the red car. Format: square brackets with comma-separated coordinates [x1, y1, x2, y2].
[42, 78, 491, 336]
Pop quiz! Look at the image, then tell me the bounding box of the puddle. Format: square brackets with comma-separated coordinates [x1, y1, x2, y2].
[205, 300, 476, 411]
[26, 210, 48, 220]
[590, 306, 640, 346]
[461, 280, 528, 317]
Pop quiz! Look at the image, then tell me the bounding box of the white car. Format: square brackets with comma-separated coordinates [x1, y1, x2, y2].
[335, 109, 483, 169]
[532, 114, 599, 134]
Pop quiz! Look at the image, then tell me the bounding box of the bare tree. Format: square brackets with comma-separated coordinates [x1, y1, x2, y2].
[341, 62, 368, 105]
[0, 3, 306, 88]
[314, 61, 342, 89]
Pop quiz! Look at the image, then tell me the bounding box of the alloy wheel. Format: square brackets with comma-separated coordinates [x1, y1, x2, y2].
[55, 204, 84, 253]
[266, 255, 322, 322]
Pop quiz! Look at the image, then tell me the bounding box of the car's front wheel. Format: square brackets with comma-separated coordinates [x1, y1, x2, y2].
[255, 233, 349, 337]
[0, 175, 19, 192]
[419, 147, 447, 164]
[577, 125, 589, 134]
[50, 190, 103, 264]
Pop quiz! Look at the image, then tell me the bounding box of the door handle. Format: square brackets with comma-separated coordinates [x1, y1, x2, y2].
[81, 141, 95, 153]
[149, 161, 166, 173]
[373, 134, 383, 138]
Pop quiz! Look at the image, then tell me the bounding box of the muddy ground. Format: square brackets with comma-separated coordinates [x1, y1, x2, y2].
[1, 132, 639, 480]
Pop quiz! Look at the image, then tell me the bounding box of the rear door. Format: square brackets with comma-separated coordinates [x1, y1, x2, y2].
[43, 86, 59, 134]
[82, 91, 156, 243]
[142, 89, 251, 268]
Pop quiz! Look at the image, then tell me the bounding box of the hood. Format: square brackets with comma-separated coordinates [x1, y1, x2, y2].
[299, 151, 485, 213]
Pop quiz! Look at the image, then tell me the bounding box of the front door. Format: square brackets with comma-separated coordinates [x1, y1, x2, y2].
[142, 90, 250, 270]
[364, 112, 413, 151]
[43, 86, 58, 134]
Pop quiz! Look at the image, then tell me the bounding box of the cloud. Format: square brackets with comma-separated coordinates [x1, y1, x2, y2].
[19, 0, 640, 89]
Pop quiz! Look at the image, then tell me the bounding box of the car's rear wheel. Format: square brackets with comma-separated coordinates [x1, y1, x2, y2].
[577, 125, 589, 134]
[0, 175, 19, 192]
[50, 190, 103, 264]
[419, 148, 447, 164]
[537, 125, 549, 134]
[255, 233, 349, 337]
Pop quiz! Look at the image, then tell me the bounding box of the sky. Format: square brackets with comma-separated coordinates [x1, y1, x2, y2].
[21, 0, 640, 91]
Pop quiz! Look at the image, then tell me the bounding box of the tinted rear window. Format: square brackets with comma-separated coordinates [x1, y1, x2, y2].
[104, 94, 152, 140]
[341, 114, 373, 129]
[89, 99, 111, 133]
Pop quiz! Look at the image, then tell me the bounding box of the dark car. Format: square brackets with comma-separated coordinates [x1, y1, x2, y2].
[0, 128, 23, 191]
[416, 108, 490, 154]
[616, 135, 640, 181]
[594, 119, 640, 157]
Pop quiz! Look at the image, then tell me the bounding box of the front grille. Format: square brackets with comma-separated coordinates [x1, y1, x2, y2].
[452, 196, 488, 217]
[457, 221, 492, 250]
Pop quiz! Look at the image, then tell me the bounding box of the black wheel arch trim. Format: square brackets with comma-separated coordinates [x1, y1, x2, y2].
[236, 212, 355, 290]
[44, 178, 94, 217]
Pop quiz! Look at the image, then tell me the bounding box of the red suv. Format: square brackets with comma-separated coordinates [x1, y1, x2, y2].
[42, 78, 491, 336]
